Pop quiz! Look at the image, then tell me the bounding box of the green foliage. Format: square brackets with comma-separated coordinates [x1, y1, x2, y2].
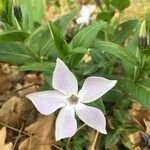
[112, 20, 139, 44]
[27, 24, 54, 57]
[0, 42, 35, 65]
[70, 21, 106, 48]
[67, 47, 88, 68]
[97, 10, 115, 22]
[0, 30, 29, 42]
[111, 0, 131, 11]
[94, 40, 139, 65]
[48, 21, 69, 58]
[20, 0, 45, 32]
[18, 62, 55, 72]
[54, 12, 76, 33]
[126, 79, 150, 109]
[88, 98, 106, 114]
[105, 128, 122, 149]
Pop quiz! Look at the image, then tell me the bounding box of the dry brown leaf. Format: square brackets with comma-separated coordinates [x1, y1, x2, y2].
[16, 83, 39, 97]
[87, 130, 100, 150]
[143, 119, 150, 134]
[0, 74, 12, 93]
[19, 114, 54, 150]
[128, 103, 150, 150]
[0, 96, 24, 126]
[0, 127, 13, 150]
[129, 132, 142, 146]
[81, 54, 92, 63]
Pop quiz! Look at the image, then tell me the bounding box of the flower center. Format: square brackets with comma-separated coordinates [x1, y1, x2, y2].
[68, 94, 79, 105]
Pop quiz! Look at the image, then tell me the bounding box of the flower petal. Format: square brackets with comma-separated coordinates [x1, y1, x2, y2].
[55, 106, 77, 141]
[75, 103, 107, 134]
[78, 77, 117, 103]
[53, 58, 78, 96]
[76, 16, 90, 25]
[26, 90, 66, 115]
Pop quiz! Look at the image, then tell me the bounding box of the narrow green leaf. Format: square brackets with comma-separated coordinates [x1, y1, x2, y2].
[20, 0, 33, 32]
[94, 40, 139, 65]
[0, 42, 35, 65]
[27, 24, 54, 57]
[126, 79, 150, 109]
[54, 12, 76, 33]
[48, 21, 68, 58]
[70, 21, 106, 48]
[33, 0, 45, 24]
[112, 20, 139, 44]
[105, 129, 122, 149]
[0, 30, 29, 42]
[18, 62, 55, 72]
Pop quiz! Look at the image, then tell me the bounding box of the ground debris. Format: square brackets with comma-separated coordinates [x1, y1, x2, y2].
[128, 103, 150, 150]
[0, 127, 13, 150]
[18, 114, 54, 150]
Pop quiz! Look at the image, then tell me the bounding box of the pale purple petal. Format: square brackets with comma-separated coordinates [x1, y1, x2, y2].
[75, 103, 107, 134]
[52, 58, 78, 96]
[26, 90, 66, 115]
[55, 106, 77, 141]
[78, 77, 117, 103]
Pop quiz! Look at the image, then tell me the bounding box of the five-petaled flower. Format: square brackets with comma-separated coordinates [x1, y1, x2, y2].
[26, 58, 117, 141]
[76, 5, 96, 25]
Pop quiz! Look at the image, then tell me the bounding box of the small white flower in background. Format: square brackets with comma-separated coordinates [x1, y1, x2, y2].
[26, 58, 117, 141]
[76, 5, 96, 25]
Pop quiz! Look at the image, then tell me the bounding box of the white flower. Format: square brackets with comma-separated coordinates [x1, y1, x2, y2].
[26, 58, 117, 141]
[76, 5, 96, 25]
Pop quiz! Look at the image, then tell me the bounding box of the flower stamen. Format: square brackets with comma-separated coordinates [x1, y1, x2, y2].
[68, 94, 79, 105]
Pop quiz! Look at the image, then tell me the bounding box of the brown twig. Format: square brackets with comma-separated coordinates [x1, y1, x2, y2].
[12, 123, 25, 150]
[89, 131, 99, 150]
[0, 82, 41, 101]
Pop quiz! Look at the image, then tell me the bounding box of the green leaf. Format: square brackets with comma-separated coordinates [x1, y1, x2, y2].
[126, 79, 150, 109]
[54, 12, 76, 33]
[0, 30, 29, 42]
[20, 0, 45, 32]
[70, 21, 106, 49]
[111, 0, 131, 11]
[68, 47, 88, 68]
[97, 10, 115, 22]
[122, 23, 141, 77]
[88, 98, 106, 114]
[112, 20, 139, 44]
[4, 0, 13, 25]
[33, 0, 45, 24]
[20, 0, 34, 32]
[18, 62, 55, 72]
[105, 128, 122, 149]
[48, 21, 69, 58]
[0, 42, 35, 65]
[93, 40, 139, 65]
[27, 24, 55, 57]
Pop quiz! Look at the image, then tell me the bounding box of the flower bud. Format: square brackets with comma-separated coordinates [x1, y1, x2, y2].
[138, 20, 147, 49]
[13, 5, 22, 23]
